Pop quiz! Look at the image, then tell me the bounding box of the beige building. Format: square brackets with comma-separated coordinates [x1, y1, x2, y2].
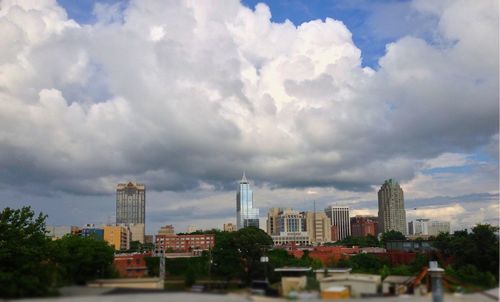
[158, 225, 175, 235]
[319, 273, 381, 298]
[304, 211, 331, 244]
[378, 179, 407, 234]
[266, 208, 331, 245]
[267, 207, 283, 235]
[223, 223, 236, 232]
[127, 223, 145, 243]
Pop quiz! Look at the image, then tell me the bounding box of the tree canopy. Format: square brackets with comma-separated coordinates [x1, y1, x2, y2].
[433, 224, 499, 288]
[0, 207, 54, 298]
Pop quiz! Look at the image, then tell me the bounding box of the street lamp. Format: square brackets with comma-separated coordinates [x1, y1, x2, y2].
[260, 256, 269, 283]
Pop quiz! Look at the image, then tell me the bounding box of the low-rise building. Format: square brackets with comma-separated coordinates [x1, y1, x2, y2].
[319, 273, 381, 298]
[46, 225, 79, 240]
[103, 225, 130, 251]
[223, 223, 236, 232]
[81, 224, 104, 240]
[314, 268, 352, 281]
[155, 233, 215, 252]
[351, 216, 378, 237]
[114, 253, 151, 278]
[274, 267, 311, 297]
[382, 275, 416, 295]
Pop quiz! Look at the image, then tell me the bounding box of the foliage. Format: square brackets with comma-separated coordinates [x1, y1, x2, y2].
[380, 230, 406, 245]
[446, 265, 497, 289]
[211, 227, 273, 284]
[50, 235, 116, 285]
[433, 224, 499, 287]
[348, 253, 387, 274]
[126, 240, 155, 253]
[145, 256, 160, 277]
[339, 234, 380, 247]
[0, 207, 55, 298]
[165, 256, 209, 277]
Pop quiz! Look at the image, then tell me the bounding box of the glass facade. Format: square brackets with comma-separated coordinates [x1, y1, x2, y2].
[236, 173, 259, 229]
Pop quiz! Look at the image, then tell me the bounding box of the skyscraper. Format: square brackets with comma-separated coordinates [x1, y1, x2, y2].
[116, 182, 146, 224]
[236, 172, 259, 229]
[378, 179, 407, 234]
[324, 205, 350, 241]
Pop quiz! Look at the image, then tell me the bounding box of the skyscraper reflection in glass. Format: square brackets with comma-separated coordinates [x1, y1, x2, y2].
[236, 172, 260, 229]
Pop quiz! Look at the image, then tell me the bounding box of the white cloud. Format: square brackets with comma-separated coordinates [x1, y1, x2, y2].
[0, 0, 497, 229]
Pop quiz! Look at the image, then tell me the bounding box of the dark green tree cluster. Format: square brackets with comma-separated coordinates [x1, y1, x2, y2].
[50, 235, 116, 285]
[0, 207, 54, 298]
[337, 234, 381, 247]
[124, 240, 155, 253]
[433, 224, 499, 288]
[211, 227, 273, 284]
[0, 207, 116, 298]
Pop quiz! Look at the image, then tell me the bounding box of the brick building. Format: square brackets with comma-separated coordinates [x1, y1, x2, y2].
[351, 216, 378, 237]
[155, 233, 215, 253]
[114, 253, 151, 278]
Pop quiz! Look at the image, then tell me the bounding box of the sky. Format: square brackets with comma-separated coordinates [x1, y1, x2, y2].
[0, 0, 498, 235]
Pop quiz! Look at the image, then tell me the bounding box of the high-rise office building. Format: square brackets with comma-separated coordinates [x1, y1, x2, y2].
[116, 182, 146, 224]
[325, 205, 350, 241]
[116, 182, 146, 242]
[236, 172, 259, 229]
[378, 179, 407, 234]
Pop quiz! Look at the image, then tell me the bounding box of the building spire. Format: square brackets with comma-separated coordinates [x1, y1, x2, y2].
[241, 170, 248, 183]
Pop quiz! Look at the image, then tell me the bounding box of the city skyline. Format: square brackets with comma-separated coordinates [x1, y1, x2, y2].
[0, 0, 497, 235]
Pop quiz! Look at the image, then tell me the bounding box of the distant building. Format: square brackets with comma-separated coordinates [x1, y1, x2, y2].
[223, 223, 236, 232]
[155, 233, 215, 252]
[81, 224, 104, 240]
[187, 225, 198, 233]
[103, 225, 130, 251]
[351, 216, 378, 237]
[378, 179, 406, 234]
[325, 205, 350, 241]
[236, 172, 259, 229]
[266, 208, 309, 245]
[408, 219, 450, 236]
[144, 235, 154, 244]
[267, 208, 332, 245]
[116, 182, 146, 224]
[158, 225, 175, 235]
[303, 211, 332, 244]
[46, 225, 79, 240]
[126, 223, 145, 243]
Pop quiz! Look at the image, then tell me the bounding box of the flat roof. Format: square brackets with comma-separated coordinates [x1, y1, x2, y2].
[321, 273, 381, 283]
[383, 275, 416, 284]
[314, 268, 352, 273]
[274, 267, 311, 272]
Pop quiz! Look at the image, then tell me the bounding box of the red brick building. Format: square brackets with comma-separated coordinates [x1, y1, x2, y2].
[114, 253, 151, 278]
[350, 216, 378, 237]
[155, 233, 215, 252]
[289, 246, 361, 266]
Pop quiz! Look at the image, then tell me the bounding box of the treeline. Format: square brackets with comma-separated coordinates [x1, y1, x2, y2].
[0, 207, 116, 298]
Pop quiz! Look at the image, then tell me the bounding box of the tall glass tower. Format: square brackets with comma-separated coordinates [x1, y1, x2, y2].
[236, 172, 260, 229]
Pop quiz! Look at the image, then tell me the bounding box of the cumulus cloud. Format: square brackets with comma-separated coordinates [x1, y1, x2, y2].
[0, 0, 498, 230]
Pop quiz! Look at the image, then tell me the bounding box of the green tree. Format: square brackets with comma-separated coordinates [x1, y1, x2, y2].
[0, 207, 55, 298]
[211, 227, 273, 284]
[50, 235, 116, 285]
[380, 230, 406, 245]
[348, 253, 386, 274]
[145, 256, 160, 277]
[339, 234, 380, 247]
[433, 224, 499, 286]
